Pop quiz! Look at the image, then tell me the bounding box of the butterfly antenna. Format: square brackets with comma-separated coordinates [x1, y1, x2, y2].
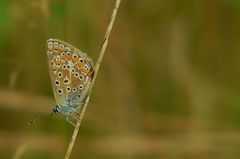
[50, 112, 54, 116]
[29, 107, 58, 126]
[28, 115, 43, 126]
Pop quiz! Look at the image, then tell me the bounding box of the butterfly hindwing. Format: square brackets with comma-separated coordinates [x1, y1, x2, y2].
[47, 39, 94, 114]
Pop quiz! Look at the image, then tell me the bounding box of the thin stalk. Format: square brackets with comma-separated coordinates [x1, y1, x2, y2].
[64, 0, 122, 159]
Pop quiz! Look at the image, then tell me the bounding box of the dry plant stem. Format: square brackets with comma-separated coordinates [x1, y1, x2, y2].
[64, 97, 90, 159]
[92, 0, 122, 86]
[64, 0, 122, 159]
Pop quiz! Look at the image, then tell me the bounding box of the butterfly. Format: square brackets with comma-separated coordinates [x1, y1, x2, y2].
[46, 39, 94, 126]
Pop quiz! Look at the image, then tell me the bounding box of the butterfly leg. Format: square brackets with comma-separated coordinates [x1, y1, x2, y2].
[75, 112, 80, 116]
[73, 111, 80, 118]
[66, 114, 79, 127]
[71, 113, 80, 122]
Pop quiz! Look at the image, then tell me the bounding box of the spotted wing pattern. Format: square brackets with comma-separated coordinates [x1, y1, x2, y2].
[47, 39, 94, 115]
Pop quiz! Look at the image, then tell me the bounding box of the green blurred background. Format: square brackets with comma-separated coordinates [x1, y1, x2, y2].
[0, 0, 240, 158]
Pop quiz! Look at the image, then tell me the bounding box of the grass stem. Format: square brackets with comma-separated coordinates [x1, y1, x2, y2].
[64, 0, 122, 158]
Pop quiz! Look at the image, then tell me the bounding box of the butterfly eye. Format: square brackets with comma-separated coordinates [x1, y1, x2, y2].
[48, 42, 53, 50]
[58, 89, 63, 94]
[55, 80, 60, 86]
[54, 42, 59, 49]
[79, 84, 84, 90]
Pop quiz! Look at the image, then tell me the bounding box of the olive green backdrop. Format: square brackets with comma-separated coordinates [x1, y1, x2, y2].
[0, 0, 240, 159]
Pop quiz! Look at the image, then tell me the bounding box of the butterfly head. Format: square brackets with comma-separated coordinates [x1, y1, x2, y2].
[52, 105, 61, 115]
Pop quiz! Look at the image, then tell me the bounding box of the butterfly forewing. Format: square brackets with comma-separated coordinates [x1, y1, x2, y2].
[46, 39, 94, 115]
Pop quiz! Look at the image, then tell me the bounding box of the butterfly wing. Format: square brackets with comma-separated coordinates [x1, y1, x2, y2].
[47, 39, 94, 115]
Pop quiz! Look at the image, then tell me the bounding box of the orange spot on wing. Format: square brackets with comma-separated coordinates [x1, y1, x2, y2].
[52, 68, 56, 71]
[77, 61, 84, 68]
[55, 60, 61, 65]
[48, 53, 55, 60]
[67, 54, 72, 60]
[87, 69, 94, 78]
[83, 67, 90, 74]
[59, 47, 64, 51]
[48, 47, 53, 51]
[72, 57, 78, 63]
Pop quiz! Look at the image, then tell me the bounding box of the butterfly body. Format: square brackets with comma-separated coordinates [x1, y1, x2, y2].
[47, 39, 94, 116]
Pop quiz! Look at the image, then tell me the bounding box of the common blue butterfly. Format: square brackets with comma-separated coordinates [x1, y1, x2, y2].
[47, 39, 94, 126]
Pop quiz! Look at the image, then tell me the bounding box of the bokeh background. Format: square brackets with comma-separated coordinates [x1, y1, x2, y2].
[0, 0, 240, 158]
